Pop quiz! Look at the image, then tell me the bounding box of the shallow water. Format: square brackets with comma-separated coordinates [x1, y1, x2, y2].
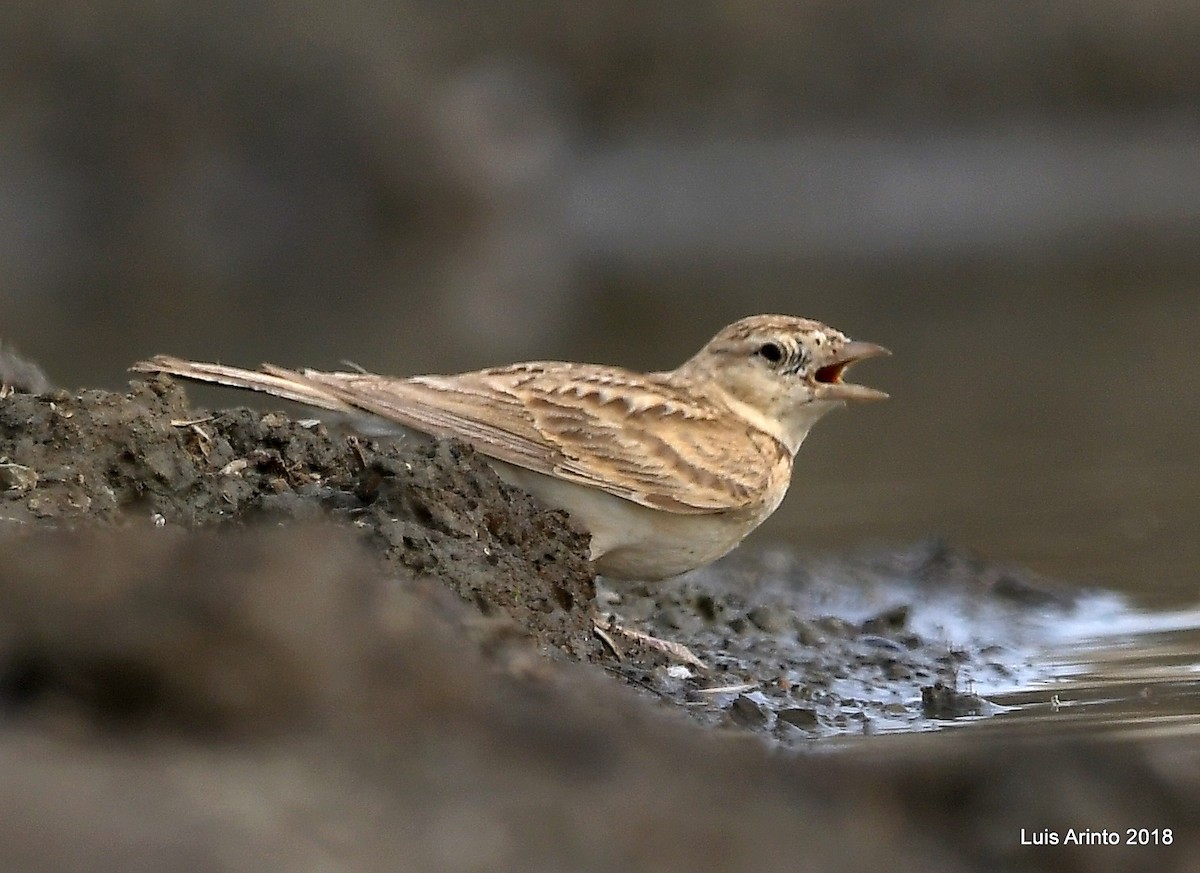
[807, 573, 1200, 743]
[955, 606, 1200, 741]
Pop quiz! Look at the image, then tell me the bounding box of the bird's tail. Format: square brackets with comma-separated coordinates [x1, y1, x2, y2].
[131, 355, 357, 414]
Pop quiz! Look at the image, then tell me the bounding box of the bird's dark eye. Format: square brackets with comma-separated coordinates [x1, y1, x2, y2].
[757, 342, 783, 363]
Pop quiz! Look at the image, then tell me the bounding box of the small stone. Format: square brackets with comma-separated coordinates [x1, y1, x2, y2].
[728, 694, 768, 728]
[921, 681, 984, 719]
[777, 707, 819, 729]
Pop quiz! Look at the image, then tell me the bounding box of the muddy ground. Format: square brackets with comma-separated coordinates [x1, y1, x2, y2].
[1, 374, 1197, 872]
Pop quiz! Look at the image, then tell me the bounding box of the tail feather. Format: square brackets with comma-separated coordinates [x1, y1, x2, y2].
[131, 355, 356, 413]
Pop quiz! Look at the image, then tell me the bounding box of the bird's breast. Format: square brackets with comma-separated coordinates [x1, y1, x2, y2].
[488, 459, 788, 580]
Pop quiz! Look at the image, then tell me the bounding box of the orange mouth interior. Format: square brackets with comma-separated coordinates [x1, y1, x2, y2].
[815, 362, 848, 384]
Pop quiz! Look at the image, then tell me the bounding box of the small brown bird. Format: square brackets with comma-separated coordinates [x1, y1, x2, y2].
[134, 315, 888, 580]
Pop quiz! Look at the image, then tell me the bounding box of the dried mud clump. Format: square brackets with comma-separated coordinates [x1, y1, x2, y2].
[0, 378, 598, 660]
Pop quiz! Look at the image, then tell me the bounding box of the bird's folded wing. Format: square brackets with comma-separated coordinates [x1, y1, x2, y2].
[297, 363, 786, 514]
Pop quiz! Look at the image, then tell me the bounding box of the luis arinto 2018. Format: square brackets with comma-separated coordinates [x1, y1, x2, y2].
[1021, 828, 1173, 846]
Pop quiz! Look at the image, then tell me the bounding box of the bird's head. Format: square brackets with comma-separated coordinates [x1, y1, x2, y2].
[677, 314, 890, 453]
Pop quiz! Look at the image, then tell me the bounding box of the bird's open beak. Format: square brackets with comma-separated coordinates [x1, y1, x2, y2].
[813, 340, 890, 401]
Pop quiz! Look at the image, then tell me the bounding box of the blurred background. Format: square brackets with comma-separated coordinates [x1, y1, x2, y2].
[1, 1, 1197, 604]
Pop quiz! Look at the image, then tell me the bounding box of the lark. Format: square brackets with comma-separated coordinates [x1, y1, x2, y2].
[133, 315, 887, 580]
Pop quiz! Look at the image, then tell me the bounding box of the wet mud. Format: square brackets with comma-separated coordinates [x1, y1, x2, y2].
[1, 376, 1197, 871]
